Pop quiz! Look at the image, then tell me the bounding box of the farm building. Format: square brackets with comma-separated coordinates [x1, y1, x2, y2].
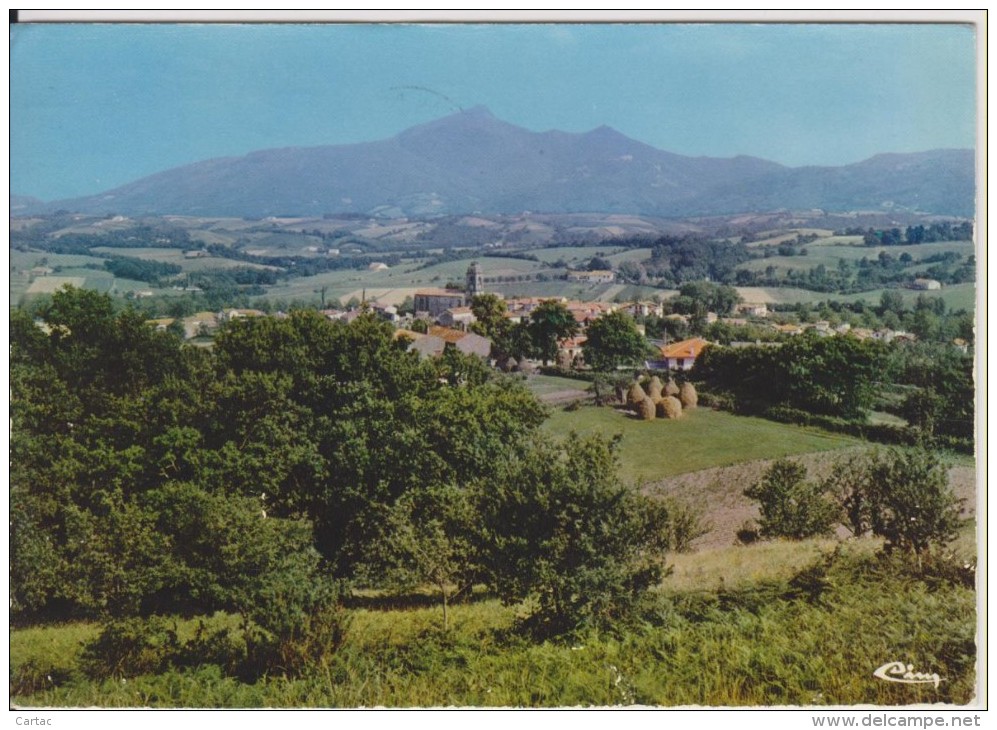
[414, 288, 468, 318]
[438, 306, 476, 330]
[737, 302, 770, 317]
[369, 302, 400, 322]
[652, 337, 710, 371]
[396, 327, 492, 360]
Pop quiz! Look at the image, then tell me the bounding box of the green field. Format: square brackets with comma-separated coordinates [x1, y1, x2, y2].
[737, 240, 974, 274]
[10, 250, 109, 270]
[90, 247, 280, 272]
[260, 255, 553, 303]
[10, 250, 113, 304]
[835, 282, 977, 312]
[543, 405, 858, 485]
[733, 283, 976, 312]
[605, 247, 655, 265]
[529, 245, 618, 265]
[522, 374, 592, 397]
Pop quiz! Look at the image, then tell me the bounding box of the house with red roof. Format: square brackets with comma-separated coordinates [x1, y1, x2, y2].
[657, 337, 710, 371]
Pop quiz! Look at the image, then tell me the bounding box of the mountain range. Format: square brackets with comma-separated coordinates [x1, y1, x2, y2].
[20, 106, 975, 219]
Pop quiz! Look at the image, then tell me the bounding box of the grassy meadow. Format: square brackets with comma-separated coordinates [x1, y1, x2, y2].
[11, 535, 976, 708]
[543, 405, 859, 484]
[737, 239, 974, 274]
[732, 283, 975, 311]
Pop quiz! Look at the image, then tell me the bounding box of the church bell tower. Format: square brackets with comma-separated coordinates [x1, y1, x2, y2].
[466, 261, 484, 301]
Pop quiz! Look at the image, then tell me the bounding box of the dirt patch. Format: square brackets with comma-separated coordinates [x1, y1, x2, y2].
[644, 449, 977, 552]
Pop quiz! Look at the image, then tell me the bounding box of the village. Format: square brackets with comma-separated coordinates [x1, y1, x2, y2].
[144, 260, 952, 375]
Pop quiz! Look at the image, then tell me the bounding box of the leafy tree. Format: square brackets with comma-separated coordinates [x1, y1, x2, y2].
[582, 310, 649, 372]
[478, 433, 668, 635]
[469, 293, 510, 340]
[527, 300, 579, 365]
[371, 484, 477, 630]
[900, 388, 944, 439]
[744, 459, 838, 540]
[616, 260, 644, 284]
[778, 332, 886, 419]
[588, 256, 612, 271]
[911, 307, 940, 341]
[695, 331, 887, 419]
[865, 448, 963, 563]
[879, 290, 906, 316]
[820, 453, 874, 537]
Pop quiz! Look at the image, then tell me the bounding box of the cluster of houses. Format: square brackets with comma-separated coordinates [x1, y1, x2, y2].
[143, 261, 954, 373]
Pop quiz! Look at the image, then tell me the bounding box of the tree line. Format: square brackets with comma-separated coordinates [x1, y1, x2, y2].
[11, 287, 677, 661]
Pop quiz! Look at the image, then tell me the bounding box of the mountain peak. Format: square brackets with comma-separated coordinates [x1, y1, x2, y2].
[461, 104, 494, 117]
[396, 105, 521, 146]
[28, 110, 975, 218]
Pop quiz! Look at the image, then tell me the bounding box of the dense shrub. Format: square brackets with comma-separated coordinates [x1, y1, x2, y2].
[478, 434, 669, 637]
[80, 617, 180, 680]
[660, 497, 711, 552]
[864, 448, 964, 561]
[744, 460, 838, 540]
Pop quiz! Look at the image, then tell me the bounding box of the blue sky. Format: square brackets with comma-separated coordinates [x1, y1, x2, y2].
[10, 22, 978, 201]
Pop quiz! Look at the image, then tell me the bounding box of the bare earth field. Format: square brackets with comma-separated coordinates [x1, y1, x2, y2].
[644, 450, 977, 551]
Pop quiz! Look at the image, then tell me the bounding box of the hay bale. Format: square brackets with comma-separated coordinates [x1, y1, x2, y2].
[679, 381, 698, 409]
[657, 395, 683, 419]
[627, 382, 647, 407]
[647, 376, 664, 402]
[665, 379, 680, 397]
[638, 396, 656, 421]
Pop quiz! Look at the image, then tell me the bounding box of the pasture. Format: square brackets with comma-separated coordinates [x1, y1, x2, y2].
[90, 247, 281, 272]
[25, 275, 88, 294]
[522, 374, 592, 398]
[259, 255, 551, 303]
[733, 283, 975, 311]
[529, 245, 619, 265]
[737, 239, 974, 275]
[542, 405, 859, 485]
[834, 282, 977, 312]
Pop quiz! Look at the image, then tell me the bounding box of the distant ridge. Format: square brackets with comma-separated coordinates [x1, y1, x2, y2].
[22, 107, 975, 218]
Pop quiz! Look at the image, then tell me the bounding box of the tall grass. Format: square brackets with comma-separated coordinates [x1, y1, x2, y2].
[12, 540, 977, 708]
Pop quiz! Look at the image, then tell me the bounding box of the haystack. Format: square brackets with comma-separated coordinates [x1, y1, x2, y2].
[657, 395, 683, 419]
[638, 396, 656, 421]
[647, 376, 664, 402]
[665, 379, 680, 397]
[627, 382, 647, 407]
[679, 381, 698, 409]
